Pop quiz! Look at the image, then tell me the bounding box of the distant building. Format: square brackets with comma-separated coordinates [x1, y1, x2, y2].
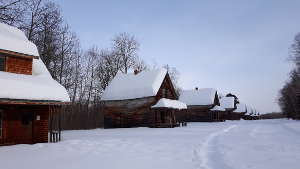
[229, 103, 247, 120]
[219, 96, 236, 120]
[0, 23, 69, 145]
[178, 88, 220, 122]
[101, 68, 186, 128]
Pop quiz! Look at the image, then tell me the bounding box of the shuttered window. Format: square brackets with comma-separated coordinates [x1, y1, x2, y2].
[0, 55, 5, 71]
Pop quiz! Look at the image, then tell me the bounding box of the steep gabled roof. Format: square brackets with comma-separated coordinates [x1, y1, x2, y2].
[0, 23, 69, 103]
[220, 96, 235, 109]
[102, 68, 168, 101]
[0, 22, 39, 57]
[179, 88, 218, 106]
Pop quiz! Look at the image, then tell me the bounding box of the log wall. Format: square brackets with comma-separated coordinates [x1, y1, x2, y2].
[5, 56, 32, 75]
[103, 97, 157, 128]
[0, 105, 49, 145]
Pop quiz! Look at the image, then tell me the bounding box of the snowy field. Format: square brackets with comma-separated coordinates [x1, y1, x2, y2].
[1, 119, 300, 169]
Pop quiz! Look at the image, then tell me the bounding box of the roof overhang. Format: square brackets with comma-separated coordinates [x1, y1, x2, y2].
[0, 98, 70, 105]
[0, 49, 39, 60]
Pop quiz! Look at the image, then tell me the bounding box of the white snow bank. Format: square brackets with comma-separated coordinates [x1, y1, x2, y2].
[179, 88, 217, 106]
[0, 22, 39, 56]
[102, 68, 167, 100]
[220, 97, 235, 109]
[0, 59, 70, 102]
[233, 103, 247, 113]
[1, 120, 299, 169]
[152, 98, 187, 110]
[210, 105, 225, 111]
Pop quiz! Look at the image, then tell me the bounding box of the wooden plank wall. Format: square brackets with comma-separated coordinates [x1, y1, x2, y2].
[5, 56, 32, 75]
[0, 105, 49, 145]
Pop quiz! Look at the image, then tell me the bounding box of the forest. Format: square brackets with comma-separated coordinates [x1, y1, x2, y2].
[0, 0, 180, 129]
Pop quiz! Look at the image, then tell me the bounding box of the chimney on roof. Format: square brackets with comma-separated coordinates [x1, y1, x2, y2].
[195, 87, 198, 90]
[134, 69, 139, 75]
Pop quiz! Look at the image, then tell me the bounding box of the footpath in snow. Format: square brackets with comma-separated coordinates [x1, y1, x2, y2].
[0, 119, 300, 169]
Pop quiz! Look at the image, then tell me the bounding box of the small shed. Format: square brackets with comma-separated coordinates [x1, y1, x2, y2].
[151, 98, 187, 127]
[0, 23, 70, 145]
[178, 88, 220, 122]
[101, 68, 186, 128]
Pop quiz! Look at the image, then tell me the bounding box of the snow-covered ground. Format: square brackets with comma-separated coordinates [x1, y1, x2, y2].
[1, 119, 300, 169]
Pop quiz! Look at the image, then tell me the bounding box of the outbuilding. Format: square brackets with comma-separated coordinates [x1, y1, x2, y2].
[101, 68, 186, 128]
[219, 96, 236, 120]
[0, 23, 70, 145]
[228, 103, 247, 120]
[178, 88, 220, 122]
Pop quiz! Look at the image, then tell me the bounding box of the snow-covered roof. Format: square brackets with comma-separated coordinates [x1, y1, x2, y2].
[179, 88, 217, 106]
[220, 97, 235, 109]
[245, 107, 254, 115]
[0, 22, 39, 56]
[0, 58, 70, 102]
[210, 105, 225, 111]
[102, 68, 168, 101]
[233, 103, 247, 113]
[151, 98, 187, 110]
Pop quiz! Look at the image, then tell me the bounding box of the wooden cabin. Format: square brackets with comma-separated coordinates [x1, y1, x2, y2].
[0, 23, 70, 145]
[210, 105, 226, 122]
[227, 103, 247, 120]
[178, 88, 220, 122]
[219, 96, 236, 120]
[101, 69, 187, 128]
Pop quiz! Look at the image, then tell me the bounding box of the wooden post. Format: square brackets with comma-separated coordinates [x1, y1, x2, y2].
[58, 106, 61, 141]
[49, 106, 53, 143]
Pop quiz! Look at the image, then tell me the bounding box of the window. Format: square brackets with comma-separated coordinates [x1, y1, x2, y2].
[0, 55, 5, 71]
[162, 88, 168, 98]
[21, 112, 33, 125]
[0, 110, 3, 138]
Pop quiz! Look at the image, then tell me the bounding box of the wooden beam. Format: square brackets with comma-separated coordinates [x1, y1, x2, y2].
[0, 49, 39, 60]
[0, 99, 70, 105]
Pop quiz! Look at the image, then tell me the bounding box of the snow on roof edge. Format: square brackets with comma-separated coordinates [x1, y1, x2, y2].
[101, 68, 168, 101]
[152, 98, 187, 110]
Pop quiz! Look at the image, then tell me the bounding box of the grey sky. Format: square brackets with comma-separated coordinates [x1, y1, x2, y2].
[54, 0, 300, 113]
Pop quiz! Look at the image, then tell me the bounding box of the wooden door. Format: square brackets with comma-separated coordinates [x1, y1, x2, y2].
[20, 112, 34, 144]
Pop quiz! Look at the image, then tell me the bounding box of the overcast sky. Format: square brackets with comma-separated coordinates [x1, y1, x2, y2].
[54, 0, 300, 113]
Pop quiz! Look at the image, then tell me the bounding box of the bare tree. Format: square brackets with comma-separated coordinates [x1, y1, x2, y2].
[112, 32, 140, 74]
[0, 0, 25, 25]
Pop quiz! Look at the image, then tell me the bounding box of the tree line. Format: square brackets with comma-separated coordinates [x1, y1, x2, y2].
[0, 0, 180, 129]
[279, 33, 300, 119]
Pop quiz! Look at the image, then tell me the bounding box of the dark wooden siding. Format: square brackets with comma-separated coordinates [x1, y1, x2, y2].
[103, 73, 179, 128]
[176, 105, 215, 122]
[0, 105, 49, 145]
[0, 55, 5, 71]
[6, 56, 32, 75]
[156, 74, 177, 100]
[103, 97, 157, 128]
